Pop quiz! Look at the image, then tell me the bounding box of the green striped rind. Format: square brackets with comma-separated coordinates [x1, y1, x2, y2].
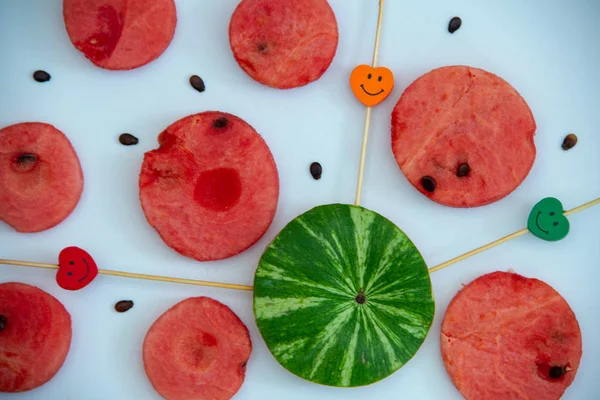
[254, 204, 434, 387]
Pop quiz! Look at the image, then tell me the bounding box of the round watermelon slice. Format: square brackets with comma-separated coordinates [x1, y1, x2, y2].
[0, 282, 72, 392]
[63, 0, 177, 70]
[441, 271, 582, 400]
[143, 297, 252, 400]
[0, 122, 84, 233]
[254, 204, 435, 387]
[391, 66, 536, 207]
[139, 111, 279, 261]
[229, 0, 339, 89]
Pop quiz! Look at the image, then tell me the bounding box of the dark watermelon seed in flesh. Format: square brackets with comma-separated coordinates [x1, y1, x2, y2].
[421, 176, 436, 192]
[549, 366, 565, 379]
[457, 163, 470, 177]
[213, 117, 229, 128]
[17, 153, 38, 166]
[13, 153, 39, 172]
[0, 315, 6, 331]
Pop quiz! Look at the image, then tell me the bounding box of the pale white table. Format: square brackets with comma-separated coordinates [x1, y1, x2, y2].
[1, 1, 599, 399]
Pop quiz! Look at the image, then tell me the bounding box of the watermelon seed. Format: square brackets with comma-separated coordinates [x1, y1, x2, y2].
[448, 17, 462, 34]
[457, 163, 470, 177]
[549, 366, 566, 379]
[561, 133, 577, 150]
[0, 315, 6, 331]
[17, 153, 37, 165]
[213, 117, 229, 128]
[421, 176, 436, 192]
[119, 133, 138, 146]
[115, 300, 134, 313]
[189, 75, 206, 93]
[355, 288, 366, 304]
[257, 43, 268, 53]
[33, 70, 51, 82]
[310, 162, 322, 180]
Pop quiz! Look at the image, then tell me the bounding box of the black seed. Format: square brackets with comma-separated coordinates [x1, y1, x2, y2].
[378, 76, 382, 82]
[119, 133, 138, 146]
[367, 73, 372, 79]
[17, 153, 37, 165]
[0, 315, 6, 331]
[448, 17, 462, 34]
[550, 212, 555, 216]
[553, 221, 559, 226]
[33, 70, 51, 82]
[114, 300, 134, 313]
[421, 176, 436, 192]
[561, 133, 577, 151]
[67, 272, 73, 276]
[69, 261, 75, 265]
[213, 117, 229, 129]
[457, 163, 470, 177]
[549, 366, 564, 379]
[189, 75, 206, 93]
[309, 162, 322, 180]
[257, 43, 268, 53]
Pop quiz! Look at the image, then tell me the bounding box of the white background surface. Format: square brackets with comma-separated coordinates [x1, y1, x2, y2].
[1, 0, 599, 399]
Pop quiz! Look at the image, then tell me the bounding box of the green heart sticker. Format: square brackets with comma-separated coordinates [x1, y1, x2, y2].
[527, 197, 570, 241]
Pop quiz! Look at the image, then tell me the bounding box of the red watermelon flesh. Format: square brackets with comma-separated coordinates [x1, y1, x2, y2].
[441, 271, 582, 400]
[139, 112, 279, 261]
[63, 0, 177, 70]
[143, 297, 252, 400]
[391, 66, 536, 207]
[229, 0, 339, 89]
[0, 282, 72, 393]
[0, 122, 84, 233]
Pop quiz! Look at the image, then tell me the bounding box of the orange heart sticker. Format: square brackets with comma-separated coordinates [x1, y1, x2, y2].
[350, 65, 394, 107]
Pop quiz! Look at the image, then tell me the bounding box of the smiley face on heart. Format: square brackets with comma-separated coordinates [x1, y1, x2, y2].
[350, 65, 394, 107]
[56, 246, 98, 290]
[527, 198, 570, 241]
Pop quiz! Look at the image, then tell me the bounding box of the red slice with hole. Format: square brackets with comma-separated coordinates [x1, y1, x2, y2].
[139, 111, 279, 261]
[441, 271, 582, 400]
[143, 297, 252, 400]
[0, 282, 72, 393]
[63, 0, 177, 70]
[391, 66, 536, 207]
[0, 122, 84, 233]
[229, 0, 339, 89]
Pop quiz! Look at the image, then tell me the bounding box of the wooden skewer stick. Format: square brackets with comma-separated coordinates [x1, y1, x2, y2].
[1, 197, 598, 290]
[0, 259, 253, 292]
[354, 0, 385, 206]
[428, 197, 600, 273]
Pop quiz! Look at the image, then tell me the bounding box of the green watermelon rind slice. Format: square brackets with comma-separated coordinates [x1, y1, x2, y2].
[254, 204, 435, 387]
